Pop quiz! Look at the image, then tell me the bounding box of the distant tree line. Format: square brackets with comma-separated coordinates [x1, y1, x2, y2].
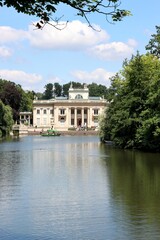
[40, 82, 109, 100]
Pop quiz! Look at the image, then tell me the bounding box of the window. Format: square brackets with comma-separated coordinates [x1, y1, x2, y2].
[60, 109, 65, 115]
[77, 109, 81, 114]
[50, 109, 53, 115]
[94, 109, 99, 115]
[94, 118, 98, 123]
[71, 119, 74, 125]
[44, 109, 47, 114]
[71, 109, 74, 114]
[60, 117, 65, 123]
[37, 109, 40, 114]
[75, 94, 83, 99]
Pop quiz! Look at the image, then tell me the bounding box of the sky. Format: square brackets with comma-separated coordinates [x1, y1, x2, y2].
[0, 0, 159, 93]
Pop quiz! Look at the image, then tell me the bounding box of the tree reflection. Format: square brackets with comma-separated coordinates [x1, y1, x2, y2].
[100, 143, 160, 226]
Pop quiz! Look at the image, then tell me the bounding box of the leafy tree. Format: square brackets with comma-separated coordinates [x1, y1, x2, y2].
[20, 90, 34, 112]
[0, 0, 131, 29]
[63, 82, 71, 96]
[100, 53, 160, 151]
[42, 83, 54, 99]
[72, 82, 84, 88]
[146, 26, 160, 58]
[0, 80, 22, 121]
[54, 82, 62, 97]
[35, 92, 43, 100]
[0, 79, 34, 122]
[88, 82, 108, 98]
[0, 100, 14, 137]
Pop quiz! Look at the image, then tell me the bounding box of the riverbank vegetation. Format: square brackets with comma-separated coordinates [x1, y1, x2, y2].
[100, 53, 160, 151]
[0, 100, 14, 138]
[100, 26, 160, 151]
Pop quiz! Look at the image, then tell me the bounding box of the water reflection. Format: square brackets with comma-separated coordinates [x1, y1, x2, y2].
[0, 136, 160, 239]
[100, 144, 160, 239]
[0, 136, 111, 240]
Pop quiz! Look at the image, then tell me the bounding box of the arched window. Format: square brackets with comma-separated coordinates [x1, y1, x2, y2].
[75, 94, 83, 99]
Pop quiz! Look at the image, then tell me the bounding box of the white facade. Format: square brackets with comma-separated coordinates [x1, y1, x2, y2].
[33, 85, 108, 131]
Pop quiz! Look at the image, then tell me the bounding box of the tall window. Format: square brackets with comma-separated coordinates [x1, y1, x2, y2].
[60, 109, 65, 115]
[37, 109, 40, 114]
[77, 109, 81, 114]
[94, 109, 99, 115]
[43, 109, 47, 114]
[71, 109, 74, 114]
[50, 109, 53, 115]
[71, 119, 74, 125]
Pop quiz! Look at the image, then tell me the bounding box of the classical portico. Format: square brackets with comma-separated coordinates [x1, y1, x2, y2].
[33, 84, 108, 131]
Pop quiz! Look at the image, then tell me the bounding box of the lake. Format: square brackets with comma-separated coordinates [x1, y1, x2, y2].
[0, 135, 160, 240]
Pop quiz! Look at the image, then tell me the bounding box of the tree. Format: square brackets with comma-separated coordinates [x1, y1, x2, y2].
[20, 90, 34, 112]
[145, 26, 160, 58]
[0, 100, 14, 138]
[54, 82, 62, 97]
[0, 0, 131, 29]
[0, 80, 22, 121]
[88, 82, 108, 98]
[42, 83, 54, 99]
[100, 53, 160, 151]
[0, 79, 34, 122]
[63, 82, 71, 96]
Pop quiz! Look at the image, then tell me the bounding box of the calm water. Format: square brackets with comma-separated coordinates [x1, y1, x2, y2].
[0, 135, 160, 240]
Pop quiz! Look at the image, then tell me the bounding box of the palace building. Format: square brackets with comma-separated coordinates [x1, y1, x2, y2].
[32, 84, 108, 131]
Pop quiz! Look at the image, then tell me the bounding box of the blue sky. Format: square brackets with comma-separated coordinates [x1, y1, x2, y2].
[0, 0, 159, 92]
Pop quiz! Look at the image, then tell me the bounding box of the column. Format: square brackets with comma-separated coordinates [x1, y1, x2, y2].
[74, 108, 77, 127]
[82, 108, 84, 127]
[28, 115, 31, 125]
[87, 108, 90, 127]
[90, 107, 93, 127]
[68, 107, 71, 128]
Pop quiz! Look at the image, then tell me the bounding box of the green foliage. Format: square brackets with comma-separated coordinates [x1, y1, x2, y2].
[40, 81, 109, 99]
[63, 82, 71, 96]
[0, 80, 22, 121]
[0, 100, 14, 137]
[0, 0, 131, 28]
[54, 82, 62, 97]
[0, 79, 34, 122]
[42, 83, 54, 99]
[146, 26, 160, 58]
[20, 90, 34, 112]
[88, 82, 108, 98]
[100, 53, 160, 151]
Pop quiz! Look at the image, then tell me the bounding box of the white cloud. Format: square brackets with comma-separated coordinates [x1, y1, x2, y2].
[0, 26, 28, 43]
[0, 69, 43, 91]
[28, 20, 109, 50]
[71, 68, 115, 87]
[89, 41, 136, 60]
[0, 22, 137, 62]
[0, 46, 13, 58]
